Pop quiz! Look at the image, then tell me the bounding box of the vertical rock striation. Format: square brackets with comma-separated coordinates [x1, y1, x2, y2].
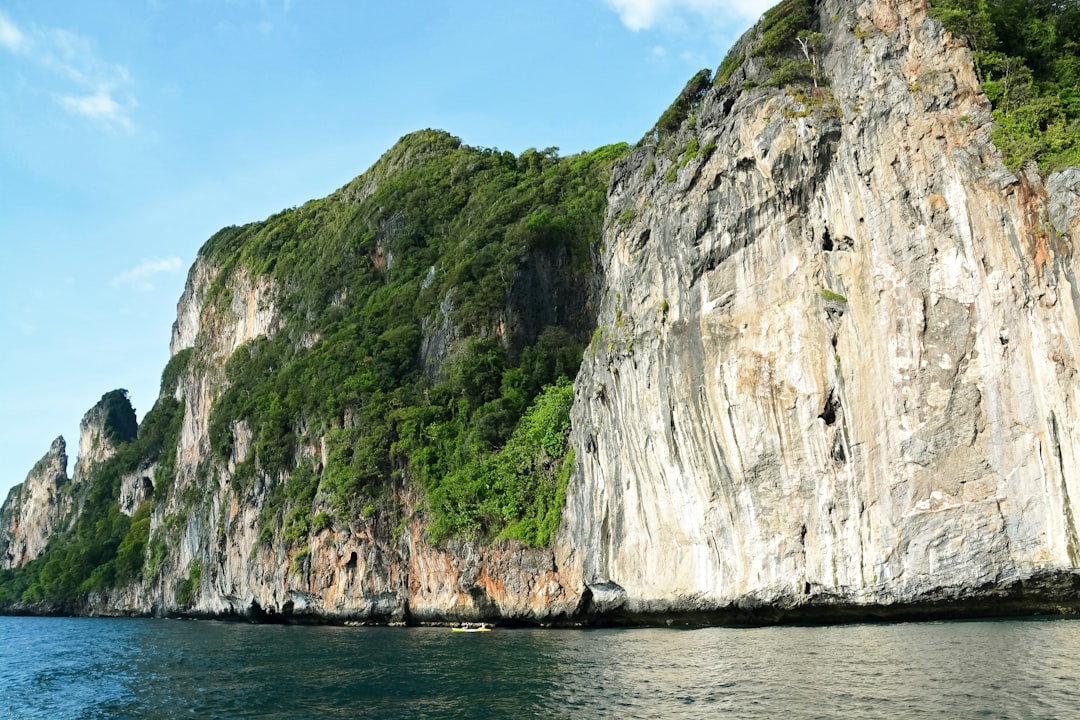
[565, 0, 1080, 618]
[0, 438, 69, 569]
[5, 0, 1080, 624]
[1, 391, 134, 571]
[110, 235, 583, 624]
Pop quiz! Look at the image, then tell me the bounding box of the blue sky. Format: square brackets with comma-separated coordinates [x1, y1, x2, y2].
[0, 0, 767, 499]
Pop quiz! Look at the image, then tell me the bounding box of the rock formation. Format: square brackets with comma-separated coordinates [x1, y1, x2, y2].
[3, 0, 1079, 624]
[565, 0, 1080, 619]
[1, 390, 134, 572]
[0, 438, 69, 569]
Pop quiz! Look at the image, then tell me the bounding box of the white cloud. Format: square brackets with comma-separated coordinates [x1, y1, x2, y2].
[0, 11, 27, 53]
[606, 0, 665, 30]
[604, 0, 773, 31]
[0, 11, 137, 132]
[61, 91, 136, 132]
[112, 257, 183, 292]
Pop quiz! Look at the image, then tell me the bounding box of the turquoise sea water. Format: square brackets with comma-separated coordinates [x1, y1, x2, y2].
[2, 615, 1080, 719]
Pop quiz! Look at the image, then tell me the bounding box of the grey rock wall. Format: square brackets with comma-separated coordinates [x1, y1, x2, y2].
[7, 0, 1080, 625]
[0, 438, 69, 569]
[563, 0, 1080, 618]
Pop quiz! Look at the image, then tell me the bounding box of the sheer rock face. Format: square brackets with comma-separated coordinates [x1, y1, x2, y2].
[126, 250, 579, 623]
[170, 259, 282, 496]
[8, 0, 1080, 624]
[72, 399, 127, 484]
[0, 438, 69, 569]
[1, 391, 137, 570]
[119, 466, 155, 517]
[158, 0, 1079, 623]
[171, 256, 281, 360]
[564, 0, 1080, 616]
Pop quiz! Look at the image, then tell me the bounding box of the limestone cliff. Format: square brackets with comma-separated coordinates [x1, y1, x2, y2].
[1, 392, 135, 572]
[82, 144, 595, 623]
[4, 0, 1080, 624]
[0, 439, 69, 569]
[565, 0, 1080, 619]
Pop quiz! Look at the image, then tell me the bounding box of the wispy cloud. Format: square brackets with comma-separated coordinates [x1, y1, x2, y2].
[112, 257, 183, 292]
[0, 12, 27, 52]
[0, 10, 137, 132]
[605, 0, 772, 31]
[61, 91, 136, 133]
[216, 0, 294, 36]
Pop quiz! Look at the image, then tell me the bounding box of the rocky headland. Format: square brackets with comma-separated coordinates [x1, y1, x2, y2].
[3, 0, 1079, 625]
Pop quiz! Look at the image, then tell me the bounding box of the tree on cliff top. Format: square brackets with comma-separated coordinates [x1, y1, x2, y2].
[931, 0, 1080, 170]
[94, 390, 138, 446]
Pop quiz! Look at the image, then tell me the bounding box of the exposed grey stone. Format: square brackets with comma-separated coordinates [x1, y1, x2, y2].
[564, 0, 1080, 619]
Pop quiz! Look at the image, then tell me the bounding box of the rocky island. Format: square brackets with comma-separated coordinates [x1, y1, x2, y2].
[3, 0, 1080, 625]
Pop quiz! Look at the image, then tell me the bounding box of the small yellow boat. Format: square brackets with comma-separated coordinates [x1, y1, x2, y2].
[451, 624, 491, 632]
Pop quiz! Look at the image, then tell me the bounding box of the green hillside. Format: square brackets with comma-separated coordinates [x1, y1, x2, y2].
[0, 132, 626, 605]
[198, 131, 625, 545]
[5, 0, 1080, 612]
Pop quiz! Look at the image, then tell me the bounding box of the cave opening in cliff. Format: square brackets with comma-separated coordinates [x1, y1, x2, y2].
[819, 390, 839, 426]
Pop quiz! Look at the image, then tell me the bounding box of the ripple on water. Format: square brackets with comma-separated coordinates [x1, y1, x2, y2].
[4, 617, 1080, 719]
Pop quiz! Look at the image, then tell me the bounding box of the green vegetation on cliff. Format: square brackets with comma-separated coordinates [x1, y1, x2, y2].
[6, 0, 1079, 613]
[712, 0, 821, 90]
[930, 0, 1080, 170]
[1, 133, 624, 608]
[708, 0, 1080, 172]
[13, 0, 1077, 613]
[197, 134, 615, 546]
[202, 132, 626, 547]
[409, 376, 576, 546]
[95, 389, 139, 446]
[651, 68, 714, 140]
[0, 391, 183, 604]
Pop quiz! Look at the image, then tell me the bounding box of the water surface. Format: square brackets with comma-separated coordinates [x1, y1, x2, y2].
[2, 615, 1079, 718]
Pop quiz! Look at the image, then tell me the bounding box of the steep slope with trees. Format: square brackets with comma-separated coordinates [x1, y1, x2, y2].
[3, 0, 1080, 625]
[1, 133, 625, 621]
[930, 0, 1080, 170]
